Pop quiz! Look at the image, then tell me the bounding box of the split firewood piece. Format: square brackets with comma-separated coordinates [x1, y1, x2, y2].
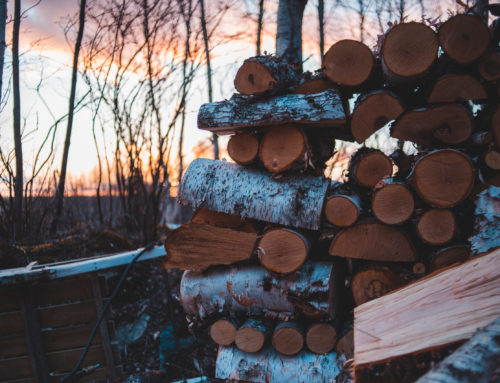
[323, 40, 374, 87]
[484, 149, 500, 170]
[294, 72, 334, 94]
[430, 245, 470, 272]
[257, 228, 309, 275]
[234, 55, 299, 96]
[381, 22, 438, 81]
[416, 209, 456, 246]
[179, 158, 330, 230]
[391, 104, 473, 147]
[438, 14, 490, 65]
[478, 50, 500, 81]
[234, 318, 269, 353]
[409, 149, 475, 208]
[336, 329, 354, 359]
[350, 90, 405, 143]
[197, 88, 346, 135]
[259, 125, 307, 173]
[351, 267, 405, 306]
[305, 323, 337, 354]
[323, 193, 362, 228]
[427, 74, 487, 103]
[272, 321, 304, 356]
[348, 148, 393, 188]
[415, 316, 500, 383]
[469, 186, 500, 256]
[372, 179, 415, 225]
[354, 248, 500, 371]
[215, 346, 340, 382]
[163, 212, 258, 271]
[210, 319, 238, 346]
[227, 133, 260, 165]
[180, 262, 339, 321]
[491, 104, 500, 150]
[329, 220, 417, 262]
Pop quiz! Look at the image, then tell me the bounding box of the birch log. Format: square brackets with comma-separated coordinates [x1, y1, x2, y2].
[215, 346, 340, 383]
[197, 89, 346, 135]
[180, 262, 339, 321]
[415, 316, 500, 383]
[469, 186, 500, 255]
[179, 158, 330, 230]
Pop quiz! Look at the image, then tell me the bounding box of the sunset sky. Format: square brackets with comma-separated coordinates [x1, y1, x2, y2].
[0, 0, 465, 181]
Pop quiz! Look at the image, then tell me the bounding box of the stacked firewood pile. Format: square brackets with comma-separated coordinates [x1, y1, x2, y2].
[165, 12, 500, 383]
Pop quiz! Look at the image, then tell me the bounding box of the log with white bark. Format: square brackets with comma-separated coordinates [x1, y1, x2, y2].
[469, 186, 500, 255]
[178, 158, 330, 230]
[197, 89, 346, 135]
[354, 248, 500, 373]
[215, 345, 340, 383]
[180, 262, 339, 321]
[415, 316, 500, 383]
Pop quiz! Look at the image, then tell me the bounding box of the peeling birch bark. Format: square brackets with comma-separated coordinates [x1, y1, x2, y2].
[179, 158, 330, 230]
[469, 186, 500, 255]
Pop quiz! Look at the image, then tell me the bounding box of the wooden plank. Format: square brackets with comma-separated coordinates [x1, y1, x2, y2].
[0, 355, 33, 381]
[0, 288, 21, 312]
[0, 246, 166, 286]
[42, 325, 101, 351]
[0, 310, 24, 335]
[0, 334, 27, 357]
[21, 286, 50, 383]
[46, 345, 105, 373]
[36, 278, 93, 306]
[354, 248, 500, 369]
[38, 300, 97, 329]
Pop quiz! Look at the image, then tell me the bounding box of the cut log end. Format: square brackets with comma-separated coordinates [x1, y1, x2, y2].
[305, 323, 337, 354]
[324, 195, 360, 227]
[430, 245, 470, 272]
[257, 229, 309, 275]
[439, 14, 490, 65]
[417, 209, 456, 246]
[484, 150, 500, 170]
[351, 268, 405, 306]
[479, 51, 500, 82]
[210, 319, 237, 346]
[350, 150, 393, 188]
[372, 181, 415, 225]
[382, 22, 438, 78]
[227, 133, 260, 165]
[336, 329, 354, 359]
[235, 320, 267, 353]
[411, 149, 475, 208]
[272, 322, 304, 356]
[351, 91, 405, 143]
[391, 104, 473, 147]
[329, 221, 417, 262]
[234, 61, 277, 95]
[324, 40, 374, 87]
[428, 74, 487, 103]
[259, 125, 307, 173]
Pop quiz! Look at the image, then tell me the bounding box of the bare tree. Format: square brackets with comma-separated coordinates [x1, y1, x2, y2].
[276, 0, 308, 69]
[0, 0, 7, 105]
[12, 0, 23, 239]
[50, 0, 87, 235]
[317, 0, 324, 59]
[474, 0, 489, 24]
[257, 0, 264, 55]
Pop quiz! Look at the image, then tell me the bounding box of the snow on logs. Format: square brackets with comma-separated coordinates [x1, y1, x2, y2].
[197, 88, 346, 135]
[178, 158, 330, 230]
[180, 262, 339, 321]
[215, 346, 340, 382]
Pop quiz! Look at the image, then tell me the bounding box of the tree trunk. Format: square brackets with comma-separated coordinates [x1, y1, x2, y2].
[197, 88, 346, 135]
[473, 0, 489, 25]
[469, 186, 500, 255]
[354, 248, 500, 370]
[50, 0, 87, 235]
[272, 321, 304, 355]
[235, 318, 269, 353]
[276, 0, 308, 69]
[415, 316, 500, 383]
[178, 158, 330, 230]
[0, 0, 7, 104]
[215, 345, 340, 382]
[256, 0, 264, 55]
[12, 0, 23, 239]
[317, 0, 324, 60]
[180, 261, 339, 321]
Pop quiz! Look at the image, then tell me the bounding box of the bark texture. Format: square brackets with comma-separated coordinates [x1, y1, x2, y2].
[197, 89, 346, 135]
[215, 345, 340, 382]
[469, 186, 500, 255]
[415, 316, 500, 383]
[179, 158, 330, 230]
[276, 0, 308, 69]
[180, 262, 338, 321]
